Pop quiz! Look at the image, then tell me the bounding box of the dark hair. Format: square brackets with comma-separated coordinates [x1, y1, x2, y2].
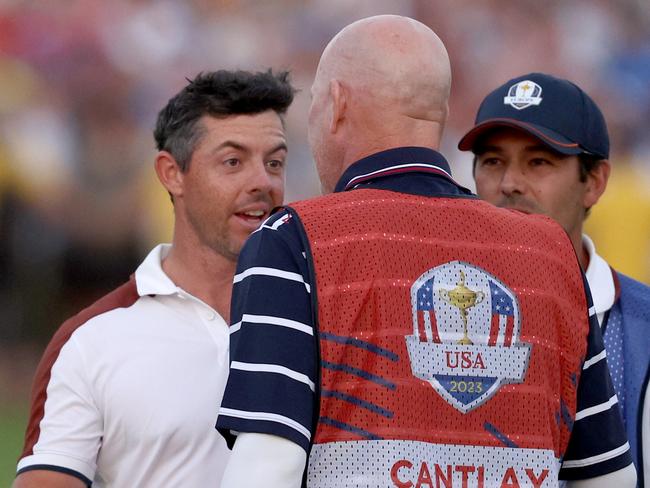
[578, 153, 606, 217]
[577, 153, 604, 183]
[154, 70, 296, 171]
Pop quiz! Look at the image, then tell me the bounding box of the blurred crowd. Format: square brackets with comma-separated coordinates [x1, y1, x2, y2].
[1, 0, 649, 345]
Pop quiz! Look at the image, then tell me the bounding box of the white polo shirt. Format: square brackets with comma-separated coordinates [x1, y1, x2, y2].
[583, 234, 616, 327]
[17, 244, 230, 487]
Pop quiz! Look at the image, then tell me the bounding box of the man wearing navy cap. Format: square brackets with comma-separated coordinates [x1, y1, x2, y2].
[459, 72, 650, 487]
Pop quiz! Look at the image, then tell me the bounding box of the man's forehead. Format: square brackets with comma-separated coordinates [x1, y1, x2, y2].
[201, 112, 285, 135]
[197, 113, 287, 151]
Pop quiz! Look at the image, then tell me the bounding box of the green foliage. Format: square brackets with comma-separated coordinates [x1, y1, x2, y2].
[0, 403, 27, 488]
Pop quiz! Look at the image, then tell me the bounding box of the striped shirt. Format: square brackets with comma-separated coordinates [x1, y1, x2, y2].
[216, 147, 632, 480]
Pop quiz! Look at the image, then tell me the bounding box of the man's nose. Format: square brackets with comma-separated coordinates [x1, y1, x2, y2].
[246, 161, 274, 194]
[499, 165, 526, 196]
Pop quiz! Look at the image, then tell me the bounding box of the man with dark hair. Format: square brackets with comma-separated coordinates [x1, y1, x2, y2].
[458, 72, 650, 487]
[14, 69, 295, 488]
[216, 18, 634, 488]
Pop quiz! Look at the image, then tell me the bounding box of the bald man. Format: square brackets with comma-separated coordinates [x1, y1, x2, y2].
[216, 16, 635, 488]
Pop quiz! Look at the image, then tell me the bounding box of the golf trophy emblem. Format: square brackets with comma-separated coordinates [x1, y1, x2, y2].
[405, 261, 531, 413]
[439, 271, 484, 345]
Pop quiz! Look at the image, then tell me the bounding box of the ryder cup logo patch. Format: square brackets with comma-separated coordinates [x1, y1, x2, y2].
[405, 261, 531, 413]
[503, 80, 543, 110]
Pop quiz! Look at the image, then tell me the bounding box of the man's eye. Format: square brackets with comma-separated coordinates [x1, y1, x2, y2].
[267, 159, 285, 169]
[530, 158, 551, 166]
[480, 158, 500, 166]
[224, 158, 239, 167]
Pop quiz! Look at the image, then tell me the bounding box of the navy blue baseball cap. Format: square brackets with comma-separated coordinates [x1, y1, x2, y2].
[458, 73, 609, 159]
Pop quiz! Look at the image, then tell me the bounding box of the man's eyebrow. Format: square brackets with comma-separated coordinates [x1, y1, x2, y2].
[213, 140, 247, 152]
[209, 140, 288, 157]
[267, 142, 288, 154]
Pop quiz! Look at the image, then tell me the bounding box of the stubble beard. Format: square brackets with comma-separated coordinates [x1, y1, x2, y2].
[187, 209, 241, 264]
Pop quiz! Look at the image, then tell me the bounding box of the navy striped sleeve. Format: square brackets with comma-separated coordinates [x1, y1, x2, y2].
[216, 210, 316, 452]
[560, 274, 633, 479]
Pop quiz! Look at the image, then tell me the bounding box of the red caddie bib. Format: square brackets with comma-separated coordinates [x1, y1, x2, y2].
[290, 189, 589, 488]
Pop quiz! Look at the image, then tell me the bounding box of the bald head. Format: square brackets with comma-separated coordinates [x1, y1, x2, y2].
[308, 15, 452, 193]
[318, 15, 451, 121]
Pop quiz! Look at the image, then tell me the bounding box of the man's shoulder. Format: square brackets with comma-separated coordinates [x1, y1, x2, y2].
[480, 202, 565, 232]
[616, 271, 650, 293]
[236, 208, 310, 277]
[442, 192, 575, 243]
[282, 192, 574, 262]
[615, 271, 650, 310]
[244, 207, 305, 249]
[23, 276, 142, 457]
[258, 207, 298, 230]
[48, 277, 140, 354]
[292, 190, 564, 229]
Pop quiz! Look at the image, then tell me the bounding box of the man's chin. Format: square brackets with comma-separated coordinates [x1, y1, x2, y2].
[205, 237, 242, 263]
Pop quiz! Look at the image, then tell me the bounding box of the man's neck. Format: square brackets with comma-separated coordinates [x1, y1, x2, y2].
[569, 229, 589, 270]
[162, 241, 236, 323]
[579, 243, 590, 271]
[341, 115, 443, 169]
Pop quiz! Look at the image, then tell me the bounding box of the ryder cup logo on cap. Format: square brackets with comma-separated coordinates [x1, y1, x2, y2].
[405, 261, 531, 413]
[503, 80, 543, 110]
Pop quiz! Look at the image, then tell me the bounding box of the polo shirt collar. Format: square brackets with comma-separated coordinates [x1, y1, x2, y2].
[135, 244, 179, 297]
[334, 147, 457, 193]
[583, 234, 616, 318]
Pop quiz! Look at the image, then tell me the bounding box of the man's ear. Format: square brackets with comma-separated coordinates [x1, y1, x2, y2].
[155, 151, 184, 199]
[329, 79, 347, 134]
[583, 160, 611, 209]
